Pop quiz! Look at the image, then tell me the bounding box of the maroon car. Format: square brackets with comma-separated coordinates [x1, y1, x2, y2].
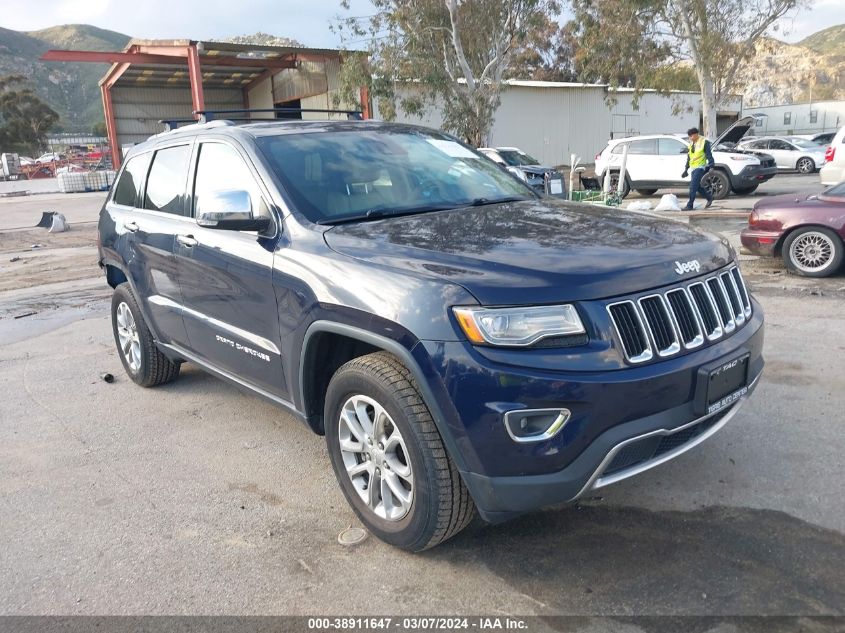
[741, 181, 845, 277]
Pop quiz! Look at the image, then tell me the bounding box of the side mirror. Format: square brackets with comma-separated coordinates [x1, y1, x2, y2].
[196, 189, 271, 232]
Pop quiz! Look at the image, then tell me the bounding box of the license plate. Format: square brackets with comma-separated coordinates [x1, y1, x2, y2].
[694, 352, 750, 415]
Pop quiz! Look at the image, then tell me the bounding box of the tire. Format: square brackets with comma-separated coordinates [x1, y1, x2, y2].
[111, 283, 181, 387]
[635, 189, 658, 196]
[608, 172, 631, 198]
[796, 157, 815, 174]
[732, 185, 759, 195]
[325, 351, 475, 551]
[782, 227, 844, 278]
[701, 169, 730, 200]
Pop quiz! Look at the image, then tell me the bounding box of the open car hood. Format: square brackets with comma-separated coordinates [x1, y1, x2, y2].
[715, 115, 757, 147]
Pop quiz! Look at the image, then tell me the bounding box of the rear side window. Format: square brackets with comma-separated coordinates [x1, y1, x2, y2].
[628, 139, 657, 155]
[143, 145, 192, 215]
[112, 154, 150, 207]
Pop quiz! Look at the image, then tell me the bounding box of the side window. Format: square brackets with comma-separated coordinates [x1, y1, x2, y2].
[143, 145, 191, 215]
[628, 139, 657, 155]
[750, 140, 769, 150]
[194, 143, 269, 218]
[770, 140, 790, 150]
[611, 143, 627, 155]
[658, 139, 687, 155]
[112, 154, 150, 207]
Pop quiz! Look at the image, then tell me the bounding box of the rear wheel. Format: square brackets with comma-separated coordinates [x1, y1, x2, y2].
[635, 189, 658, 196]
[783, 227, 843, 277]
[732, 185, 759, 195]
[325, 352, 475, 551]
[702, 169, 730, 200]
[608, 172, 631, 198]
[796, 157, 815, 174]
[111, 283, 181, 387]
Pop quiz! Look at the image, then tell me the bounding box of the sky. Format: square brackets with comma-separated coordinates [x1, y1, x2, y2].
[1, 0, 843, 47]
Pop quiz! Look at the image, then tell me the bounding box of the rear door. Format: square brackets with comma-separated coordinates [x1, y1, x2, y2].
[622, 138, 657, 183]
[108, 145, 191, 346]
[174, 139, 287, 397]
[766, 139, 793, 168]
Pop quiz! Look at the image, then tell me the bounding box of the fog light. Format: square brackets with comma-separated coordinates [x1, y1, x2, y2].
[503, 408, 571, 443]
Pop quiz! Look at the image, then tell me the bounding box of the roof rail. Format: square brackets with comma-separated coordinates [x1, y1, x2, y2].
[193, 107, 364, 123]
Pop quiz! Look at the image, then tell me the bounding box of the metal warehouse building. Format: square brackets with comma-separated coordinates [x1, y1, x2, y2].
[742, 100, 845, 136]
[375, 81, 743, 167]
[42, 39, 366, 168]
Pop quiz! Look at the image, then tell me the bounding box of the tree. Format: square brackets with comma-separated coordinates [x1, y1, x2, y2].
[0, 75, 59, 154]
[570, 0, 804, 137]
[334, 0, 559, 146]
[92, 121, 108, 137]
[508, 18, 581, 82]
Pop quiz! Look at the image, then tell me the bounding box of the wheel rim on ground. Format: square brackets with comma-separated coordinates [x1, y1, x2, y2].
[797, 158, 813, 174]
[338, 394, 414, 521]
[115, 302, 141, 372]
[789, 231, 835, 273]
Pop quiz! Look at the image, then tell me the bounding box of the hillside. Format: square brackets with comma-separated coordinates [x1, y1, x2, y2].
[0, 24, 130, 132]
[799, 24, 845, 55]
[738, 33, 844, 107]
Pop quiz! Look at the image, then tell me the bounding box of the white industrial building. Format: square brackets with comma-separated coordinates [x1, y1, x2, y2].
[373, 81, 743, 167]
[742, 100, 845, 136]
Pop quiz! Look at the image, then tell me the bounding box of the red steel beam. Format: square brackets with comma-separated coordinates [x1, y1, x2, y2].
[101, 84, 122, 170]
[360, 86, 371, 119]
[41, 49, 297, 69]
[187, 44, 205, 118]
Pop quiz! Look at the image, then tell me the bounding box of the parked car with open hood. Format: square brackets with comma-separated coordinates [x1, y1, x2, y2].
[479, 146, 566, 197]
[742, 180, 845, 277]
[594, 116, 777, 199]
[98, 116, 764, 551]
[736, 136, 827, 174]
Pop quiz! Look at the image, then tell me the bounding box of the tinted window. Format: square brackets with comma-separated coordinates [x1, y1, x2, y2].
[144, 145, 191, 214]
[194, 142, 269, 218]
[497, 149, 540, 166]
[748, 140, 769, 150]
[628, 139, 657, 155]
[112, 154, 150, 207]
[256, 130, 535, 224]
[770, 140, 791, 150]
[658, 139, 687, 155]
[824, 182, 845, 197]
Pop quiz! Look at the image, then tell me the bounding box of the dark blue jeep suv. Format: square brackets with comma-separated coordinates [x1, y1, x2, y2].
[98, 119, 764, 551]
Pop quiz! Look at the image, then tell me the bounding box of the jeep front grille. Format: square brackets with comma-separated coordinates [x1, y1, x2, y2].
[607, 265, 752, 363]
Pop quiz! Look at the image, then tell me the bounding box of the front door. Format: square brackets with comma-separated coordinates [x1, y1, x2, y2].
[175, 140, 287, 399]
[657, 138, 689, 184]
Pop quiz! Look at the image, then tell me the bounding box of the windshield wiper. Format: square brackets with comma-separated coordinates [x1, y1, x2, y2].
[318, 204, 457, 226]
[470, 196, 529, 207]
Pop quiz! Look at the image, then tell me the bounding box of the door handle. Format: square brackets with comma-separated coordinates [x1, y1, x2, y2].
[176, 234, 198, 247]
[123, 221, 139, 232]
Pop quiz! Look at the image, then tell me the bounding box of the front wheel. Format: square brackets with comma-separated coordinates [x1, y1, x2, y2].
[796, 157, 815, 174]
[783, 227, 843, 277]
[325, 352, 475, 551]
[608, 172, 631, 198]
[702, 169, 731, 200]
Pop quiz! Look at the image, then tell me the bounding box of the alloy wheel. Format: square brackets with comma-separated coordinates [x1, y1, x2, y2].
[115, 301, 141, 372]
[789, 231, 835, 273]
[338, 394, 414, 521]
[797, 158, 814, 174]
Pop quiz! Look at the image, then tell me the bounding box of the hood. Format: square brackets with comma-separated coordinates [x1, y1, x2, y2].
[323, 199, 733, 305]
[753, 189, 831, 212]
[519, 165, 557, 175]
[715, 116, 757, 147]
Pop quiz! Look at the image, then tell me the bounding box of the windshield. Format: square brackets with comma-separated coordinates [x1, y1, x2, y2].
[497, 149, 540, 167]
[257, 129, 535, 224]
[823, 181, 845, 197]
[788, 138, 823, 149]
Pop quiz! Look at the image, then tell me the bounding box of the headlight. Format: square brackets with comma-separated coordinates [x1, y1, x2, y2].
[453, 304, 586, 346]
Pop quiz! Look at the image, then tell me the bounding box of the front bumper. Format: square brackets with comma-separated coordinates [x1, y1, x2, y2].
[730, 164, 777, 188]
[740, 229, 781, 257]
[421, 301, 764, 522]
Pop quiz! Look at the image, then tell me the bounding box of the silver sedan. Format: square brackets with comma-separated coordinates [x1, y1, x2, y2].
[737, 136, 828, 173]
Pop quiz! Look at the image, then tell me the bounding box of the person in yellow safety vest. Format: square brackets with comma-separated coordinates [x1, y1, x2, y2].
[681, 127, 715, 210]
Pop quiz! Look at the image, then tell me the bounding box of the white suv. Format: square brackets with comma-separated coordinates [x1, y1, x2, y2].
[819, 125, 845, 186]
[594, 116, 777, 199]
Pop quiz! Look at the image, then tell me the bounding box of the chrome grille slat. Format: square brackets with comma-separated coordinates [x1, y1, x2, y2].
[608, 265, 751, 363]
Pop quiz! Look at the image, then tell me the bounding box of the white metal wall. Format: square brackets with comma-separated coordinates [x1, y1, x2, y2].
[742, 101, 845, 136]
[112, 85, 244, 147]
[373, 83, 742, 166]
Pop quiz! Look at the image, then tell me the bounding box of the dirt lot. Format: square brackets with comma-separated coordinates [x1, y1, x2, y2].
[0, 189, 843, 628]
